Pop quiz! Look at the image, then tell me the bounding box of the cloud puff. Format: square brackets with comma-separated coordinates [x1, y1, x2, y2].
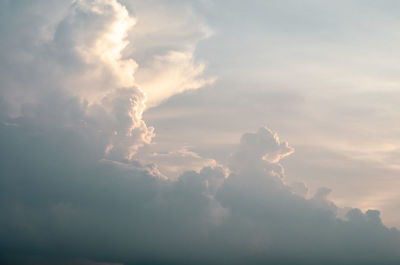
[229, 127, 294, 173]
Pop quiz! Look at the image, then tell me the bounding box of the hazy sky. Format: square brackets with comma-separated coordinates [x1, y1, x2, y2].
[1, 0, 400, 264]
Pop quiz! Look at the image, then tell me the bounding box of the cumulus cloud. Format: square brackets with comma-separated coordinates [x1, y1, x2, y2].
[0, 0, 214, 160]
[0, 0, 153, 160]
[1, 0, 400, 265]
[229, 127, 294, 173]
[1, 119, 400, 264]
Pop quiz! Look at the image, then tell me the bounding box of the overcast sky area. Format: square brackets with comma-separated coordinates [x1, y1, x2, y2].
[1, 0, 400, 264]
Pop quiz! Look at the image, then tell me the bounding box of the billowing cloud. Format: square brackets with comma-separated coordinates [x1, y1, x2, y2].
[1, 0, 400, 265]
[1, 119, 400, 264]
[0, 0, 152, 160]
[0, 0, 214, 160]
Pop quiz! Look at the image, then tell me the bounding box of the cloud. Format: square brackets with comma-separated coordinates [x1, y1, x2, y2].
[122, 0, 216, 107]
[229, 127, 294, 173]
[1, 116, 400, 264]
[0, 0, 153, 160]
[136, 51, 215, 108]
[1, 0, 400, 264]
[136, 146, 219, 179]
[0, 0, 214, 160]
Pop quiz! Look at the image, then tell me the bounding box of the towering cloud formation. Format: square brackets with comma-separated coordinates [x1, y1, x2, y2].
[0, 0, 150, 160]
[0, 0, 212, 160]
[1, 1, 400, 265]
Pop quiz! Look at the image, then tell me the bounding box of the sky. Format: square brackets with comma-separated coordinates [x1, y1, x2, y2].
[1, 0, 400, 264]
